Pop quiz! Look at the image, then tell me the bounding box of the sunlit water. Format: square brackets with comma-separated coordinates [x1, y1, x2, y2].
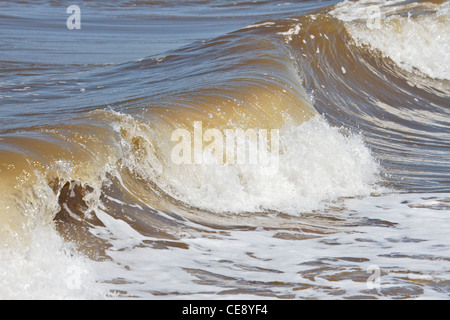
[0, 0, 449, 299]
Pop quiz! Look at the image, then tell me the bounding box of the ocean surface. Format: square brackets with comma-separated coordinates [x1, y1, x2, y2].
[0, 0, 449, 299]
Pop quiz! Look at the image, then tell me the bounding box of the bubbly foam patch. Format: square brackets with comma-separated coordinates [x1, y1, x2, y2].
[0, 170, 109, 299]
[330, 0, 450, 80]
[118, 115, 382, 215]
[92, 193, 450, 299]
[0, 224, 105, 299]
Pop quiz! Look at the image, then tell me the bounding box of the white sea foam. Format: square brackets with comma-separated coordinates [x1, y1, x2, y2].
[0, 225, 105, 299]
[330, 0, 450, 80]
[117, 115, 382, 215]
[278, 24, 301, 43]
[243, 21, 276, 29]
[0, 171, 109, 299]
[92, 193, 450, 299]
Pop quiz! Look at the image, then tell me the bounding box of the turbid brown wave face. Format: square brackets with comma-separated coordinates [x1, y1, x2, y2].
[0, 0, 449, 299]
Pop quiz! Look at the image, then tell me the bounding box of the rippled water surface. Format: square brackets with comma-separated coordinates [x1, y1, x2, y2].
[0, 0, 449, 299]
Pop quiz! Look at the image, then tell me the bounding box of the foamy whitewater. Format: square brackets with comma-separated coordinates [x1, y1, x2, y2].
[0, 0, 449, 300]
[115, 114, 381, 215]
[330, 0, 450, 80]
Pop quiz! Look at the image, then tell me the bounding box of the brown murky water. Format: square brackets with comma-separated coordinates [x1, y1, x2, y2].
[0, 0, 449, 299]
